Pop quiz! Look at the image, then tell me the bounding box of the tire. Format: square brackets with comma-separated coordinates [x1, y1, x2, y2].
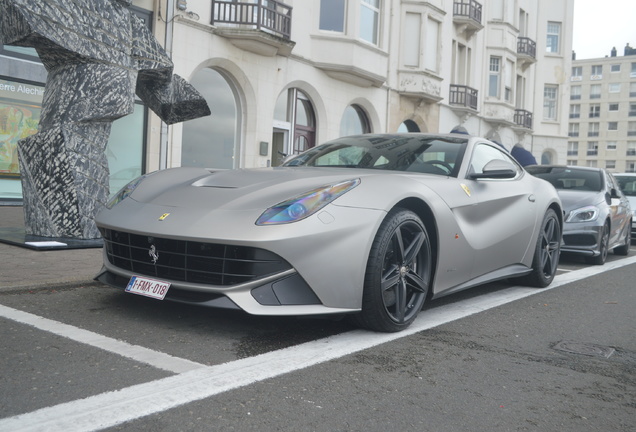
[585, 223, 610, 265]
[353, 208, 432, 332]
[518, 208, 561, 288]
[613, 222, 631, 256]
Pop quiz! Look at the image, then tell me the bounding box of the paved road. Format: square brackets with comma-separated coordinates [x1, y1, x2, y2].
[0, 252, 635, 431]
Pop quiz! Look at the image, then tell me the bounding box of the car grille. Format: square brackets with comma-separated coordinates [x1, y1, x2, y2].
[100, 228, 292, 285]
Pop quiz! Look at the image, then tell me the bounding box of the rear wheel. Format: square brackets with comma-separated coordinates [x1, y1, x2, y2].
[613, 223, 631, 256]
[518, 209, 561, 287]
[586, 223, 610, 265]
[353, 208, 432, 332]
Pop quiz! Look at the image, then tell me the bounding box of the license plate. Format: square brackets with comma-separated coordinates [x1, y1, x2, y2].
[125, 275, 171, 300]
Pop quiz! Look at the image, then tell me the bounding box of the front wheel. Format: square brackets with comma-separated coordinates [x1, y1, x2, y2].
[353, 208, 432, 332]
[518, 208, 561, 287]
[586, 223, 609, 265]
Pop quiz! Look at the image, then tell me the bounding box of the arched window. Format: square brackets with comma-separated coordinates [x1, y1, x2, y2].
[397, 119, 420, 132]
[541, 151, 554, 165]
[340, 105, 371, 136]
[272, 88, 316, 165]
[182, 68, 239, 169]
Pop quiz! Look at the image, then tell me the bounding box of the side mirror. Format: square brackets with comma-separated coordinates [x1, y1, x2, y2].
[469, 159, 518, 179]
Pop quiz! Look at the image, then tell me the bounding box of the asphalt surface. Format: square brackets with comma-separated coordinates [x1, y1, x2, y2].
[0, 205, 635, 431]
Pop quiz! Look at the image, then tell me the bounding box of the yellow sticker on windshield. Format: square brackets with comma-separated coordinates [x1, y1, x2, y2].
[158, 213, 170, 221]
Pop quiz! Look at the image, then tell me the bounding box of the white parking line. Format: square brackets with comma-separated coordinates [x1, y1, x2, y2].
[2, 255, 636, 432]
[0, 305, 206, 374]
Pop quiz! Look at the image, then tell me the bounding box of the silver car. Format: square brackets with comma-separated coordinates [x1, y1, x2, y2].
[525, 165, 631, 265]
[614, 173, 636, 241]
[95, 134, 562, 332]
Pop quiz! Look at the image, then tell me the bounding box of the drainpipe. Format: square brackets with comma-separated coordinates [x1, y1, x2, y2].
[159, 0, 174, 170]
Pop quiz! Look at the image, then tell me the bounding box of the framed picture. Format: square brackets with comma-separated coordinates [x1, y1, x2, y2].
[0, 79, 44, 179]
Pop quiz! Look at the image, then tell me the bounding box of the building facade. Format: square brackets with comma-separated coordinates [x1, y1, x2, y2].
[0, 0, 574, 203]
[568, 44, 636, 172]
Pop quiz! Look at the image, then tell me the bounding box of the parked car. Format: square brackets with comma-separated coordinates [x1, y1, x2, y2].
[95, 133, 563, 332]
[525, 165, 631, 264]
[613, 173, 636, 242]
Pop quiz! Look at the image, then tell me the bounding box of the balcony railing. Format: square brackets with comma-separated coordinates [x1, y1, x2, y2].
[517, 37, 536, 59]
[514, 109, 533, 129]
[449, 85, 478, 110]
[587, 150, 598, 156]
[588, 132, 599, 137]
[453, 0, 482, 24]
[211, 0, 292, 40]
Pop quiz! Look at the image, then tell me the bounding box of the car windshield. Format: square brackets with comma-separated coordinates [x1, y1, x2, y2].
[525, 166, 603, 192]
[282, 135, 467, 177]
[616, 176, 636, 197]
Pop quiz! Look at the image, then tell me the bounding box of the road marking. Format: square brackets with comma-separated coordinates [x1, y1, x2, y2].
[2, 255, 636, 432]
[0, 304, 206, 374]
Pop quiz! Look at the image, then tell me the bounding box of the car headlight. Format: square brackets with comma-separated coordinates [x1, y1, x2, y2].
[566, 205, 599, 223]
[256, 178, 360, 225]
[106, 174, 148, 209]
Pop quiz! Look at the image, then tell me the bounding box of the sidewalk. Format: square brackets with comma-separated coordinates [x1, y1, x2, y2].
[0, 206, 103, 290]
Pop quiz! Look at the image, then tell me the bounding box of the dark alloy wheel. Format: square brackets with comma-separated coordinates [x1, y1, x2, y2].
[518, 208, 561, 287]
[354, 208, 432, 332]
[586, 223, 610, 265]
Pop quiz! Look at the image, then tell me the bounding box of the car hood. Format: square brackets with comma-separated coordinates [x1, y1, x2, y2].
[557, 189, 605, 214]
[129, 167, 416, 211]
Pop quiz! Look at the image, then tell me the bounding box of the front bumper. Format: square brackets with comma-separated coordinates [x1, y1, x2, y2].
[561, 222, 603, 256]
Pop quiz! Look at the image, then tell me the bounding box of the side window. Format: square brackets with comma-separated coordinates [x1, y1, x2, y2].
[469, 143, 520, 176]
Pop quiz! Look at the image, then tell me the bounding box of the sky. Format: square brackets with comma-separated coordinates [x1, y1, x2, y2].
[572, 0, 636, 59]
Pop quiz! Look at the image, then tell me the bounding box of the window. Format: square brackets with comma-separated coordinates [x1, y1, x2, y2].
[606, 160, 616, 169]
[591, 65, 602, 78]
[627, 161, 636, 173]
[631, 62, 636, 78]
[631, 82, 636, 97]
[608, 121, 618, 131]
[568, 123, 579, 137]
[609, 83, 621, 93]
[543, 85, 558, 120]
[488, 57, 501, 98]
[628, 141, 636, 155]
[340, 105, 371, 136]
[402, 13, 420, 67]
[319, 0, 346, 32]
[607, 141, 617, 150]
[505, 59, 513, 102]
[571, 66, 582, 80]
[570, 85, 581, 100]
[567, 141, 578, 156]
[630, 103, 636, 116]
[588, 122, 600, 137]
[589, 104, 600, 118]
[360, 0, 380, 45]
[567, 160, 578, 166]
[629, 122, 636, 136]
[569, 104, 580, 118]
[182, 68, 240, 169]
[590, 84, 601, 99]
[587, 160, 598, 168]
[546, 22, 561, 53]
[587, 142, 598, 156]
[424, 18, 439, 72]
[609, 103, 619, 111]
[611, 64, 621, 73]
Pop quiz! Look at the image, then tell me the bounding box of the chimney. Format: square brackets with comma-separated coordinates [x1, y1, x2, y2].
[611, 47, 617, 57]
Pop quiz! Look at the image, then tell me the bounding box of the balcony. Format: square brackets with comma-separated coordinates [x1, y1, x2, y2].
[397, 70, 444, 103]
[514, 109, 533, 130]
[211, 0, 295, 56]
[517, 37, 536, 68]
[453, 0, 483, 36]
[449, 85, 478, 113]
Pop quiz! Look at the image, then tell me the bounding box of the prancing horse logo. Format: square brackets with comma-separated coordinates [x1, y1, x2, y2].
[149, 244, 159, 264]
